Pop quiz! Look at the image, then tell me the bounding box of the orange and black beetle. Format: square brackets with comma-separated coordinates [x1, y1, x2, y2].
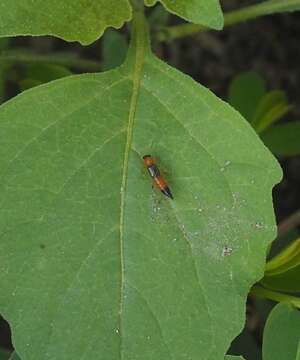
[143, 155, 173, 199]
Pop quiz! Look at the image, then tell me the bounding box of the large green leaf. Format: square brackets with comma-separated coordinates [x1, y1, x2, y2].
[262, 303, 300, 360]
[0, 0, 224, 45]
[0, 0, 132, 45]
[145, 0, 224, 30]
[0, 15, 281, 360]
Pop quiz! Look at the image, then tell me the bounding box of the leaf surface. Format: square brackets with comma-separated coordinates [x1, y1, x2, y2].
[144, 0, 224, 29]
[0, 0, 132, 45]
[263, 303, 300, 360]
[0, 16, 281, 360]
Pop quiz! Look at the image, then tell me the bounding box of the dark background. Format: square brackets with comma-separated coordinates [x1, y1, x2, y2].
[0, 0, 299, 358]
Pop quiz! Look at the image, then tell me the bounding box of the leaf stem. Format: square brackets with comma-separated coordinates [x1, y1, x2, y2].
[251, 285, 300, 309]
[157, 0, 299, 42]
[0, 50, 101, 71]
[277, 210, 300, 238]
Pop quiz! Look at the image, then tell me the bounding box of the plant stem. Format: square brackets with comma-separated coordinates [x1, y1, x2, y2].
[277, 210, 300, 238]
[0, 50, 101, 71]
[251, 285, 300, 309]
[158, 0, 300, 42]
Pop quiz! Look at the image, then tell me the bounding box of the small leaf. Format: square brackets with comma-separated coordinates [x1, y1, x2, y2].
[228, 71, 266, 123]
[256, 104, 292, 133]
[0, 15, 281, 360]
[145, 0, 224, 30]
[253, 91, 287, 124]
[261, 238, 300, 292]
[265, 238, 300, 275]
[261, 122, 300, 156]
[263, 303, 300, 360]
[102, 29, 128, 71]
[253, 90, 291, 133]
[0, 0, 132, 45]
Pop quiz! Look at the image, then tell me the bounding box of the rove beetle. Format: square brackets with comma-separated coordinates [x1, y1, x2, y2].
[143, 155, 173, 199]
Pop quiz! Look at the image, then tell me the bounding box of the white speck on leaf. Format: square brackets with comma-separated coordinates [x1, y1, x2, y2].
[222, 246, 233, 257]
[255, 221, 264, 229]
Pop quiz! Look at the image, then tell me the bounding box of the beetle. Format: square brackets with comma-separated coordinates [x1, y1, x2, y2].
[143, 155, 173, 199]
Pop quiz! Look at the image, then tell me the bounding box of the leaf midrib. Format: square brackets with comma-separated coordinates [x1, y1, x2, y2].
[118, 14, 148, 359]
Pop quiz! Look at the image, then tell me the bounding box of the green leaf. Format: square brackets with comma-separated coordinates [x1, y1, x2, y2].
[228, 71, 266, 123]
[261, 238, 300, 292]
[251, 285, 300, 309]
[25, 64, 72, 82]
[252, 90, 291, 133]
[0, 0, 132, 45]
[148, 4, 170, 28]
[225, 356, 245, 360]
[0, 14, 281, 360]
[102, 29, 128, 71]
[19, 79, 43, 91]
[19, 64, 73, 91]
[263, 303, 300, 360]
[265, 238, 300, 275]
[261, 122, 300, 157]
[144, 0, 224, 30]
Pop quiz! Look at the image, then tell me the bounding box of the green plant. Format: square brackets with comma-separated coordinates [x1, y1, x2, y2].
[228, 71, 300, 157]
[0, 1, 299, 359]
